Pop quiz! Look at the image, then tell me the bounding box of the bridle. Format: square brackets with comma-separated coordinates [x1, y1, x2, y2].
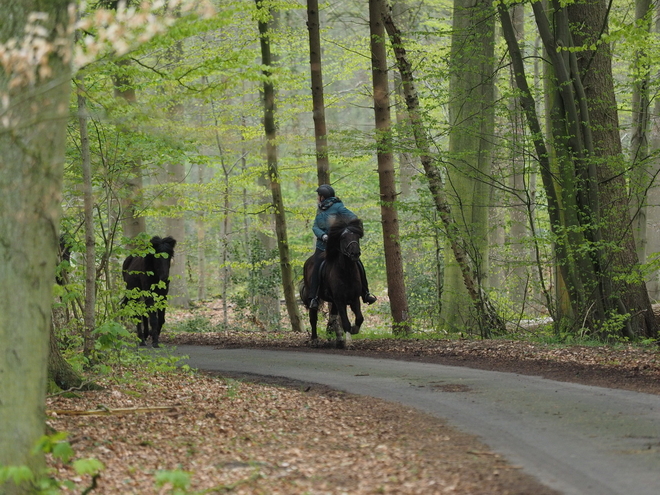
[340, 228, 361, 261]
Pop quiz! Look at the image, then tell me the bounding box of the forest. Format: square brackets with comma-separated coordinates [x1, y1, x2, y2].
[4, 0, 660, 490]
[53, 0, 660, 342]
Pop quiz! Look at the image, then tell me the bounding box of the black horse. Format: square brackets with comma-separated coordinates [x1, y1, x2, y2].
[301, 218, 365, 348]
[122, 236, 177, 348]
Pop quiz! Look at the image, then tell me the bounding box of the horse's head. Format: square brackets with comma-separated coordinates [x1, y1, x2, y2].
[150, 236, 177, 282]
[328, 218, 363, 262]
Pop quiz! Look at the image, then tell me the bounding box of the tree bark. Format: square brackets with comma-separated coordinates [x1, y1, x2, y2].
[442, 0, 496, 334]
[383, 5, 506, 336]
[306, 0, 330, 185]
[369, 0, 411, 335]
[76, 75, 98, 357]
[0, 2, 73, 491]
[256, 0, 304, 333]
[500, 0, 658, 337]
[567, 0, 658, 338]
[629, 0, 652, 263]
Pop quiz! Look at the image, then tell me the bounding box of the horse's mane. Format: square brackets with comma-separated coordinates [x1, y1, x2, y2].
[326, 217, 363, 256]
[150, 236, 177, 257]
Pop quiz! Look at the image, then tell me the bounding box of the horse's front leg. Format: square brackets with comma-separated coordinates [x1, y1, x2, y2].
[335, 304, 353, 349]
[137, 316, 148, 346]
[150, 310, 162, 348]
[349, 298, 363, 335]
[309, 308, 319, 344]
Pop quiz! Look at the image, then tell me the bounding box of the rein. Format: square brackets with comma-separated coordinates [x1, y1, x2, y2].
[341, 239, 359, 258]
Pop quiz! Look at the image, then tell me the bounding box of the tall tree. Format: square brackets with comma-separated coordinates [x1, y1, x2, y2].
[369, 0, 411, 334]
[76, 75, 98, 357]
[567, 0, 657, 337]
[499, 0, 658, 338]
[645, 2, 660, 300]
[0, 2, 74, 492]
[383, 5, 506, 335]
[256, 0, 303, 333]
[107, 24, 146, 244]
[441, 0, 496, 332]
[629, 0, 653, 264]
[505, 4, 531, 306]
[306, 0, 330, 185]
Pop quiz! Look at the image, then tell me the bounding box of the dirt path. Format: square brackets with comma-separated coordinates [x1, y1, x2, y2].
[46, 328, 660, 494]
[173, 344, 660, 495]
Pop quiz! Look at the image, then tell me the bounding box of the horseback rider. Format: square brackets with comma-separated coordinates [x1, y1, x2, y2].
[308, 184, 377, 310]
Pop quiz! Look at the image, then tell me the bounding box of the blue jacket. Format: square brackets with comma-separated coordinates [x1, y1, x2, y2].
[313, 197, 356, 251]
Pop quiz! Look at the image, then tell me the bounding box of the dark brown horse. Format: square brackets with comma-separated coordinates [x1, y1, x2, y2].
[301, 218, 364, 348]
[122, 236, 176, 348]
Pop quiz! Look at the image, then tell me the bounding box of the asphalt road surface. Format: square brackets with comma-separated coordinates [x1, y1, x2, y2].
[172, 345, 660, 495]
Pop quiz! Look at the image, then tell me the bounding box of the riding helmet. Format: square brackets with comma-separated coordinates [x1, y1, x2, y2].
[316, 184, 335, 199]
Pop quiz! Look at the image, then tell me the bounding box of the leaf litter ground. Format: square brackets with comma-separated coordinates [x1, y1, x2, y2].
[47, 302, 660, 494]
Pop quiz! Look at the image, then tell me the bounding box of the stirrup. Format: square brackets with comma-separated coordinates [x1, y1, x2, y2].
[309, 297, 319, 309]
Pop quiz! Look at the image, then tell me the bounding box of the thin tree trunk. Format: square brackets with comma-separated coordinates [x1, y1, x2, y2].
[370, 0, 411, 334]
[113, 59, 146, 245]
[629, 0, 652, 263]
[196, 164, 207, 301]
[163, 40, 189, 309]
[256, 0, 303, 333]
[306, 0, 330, 185]
[76, 75, 97, 357]
[507, 4, 530, 306]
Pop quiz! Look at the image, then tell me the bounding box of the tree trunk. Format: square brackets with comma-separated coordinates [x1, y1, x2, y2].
[500, 1, 658, 337]
[256, 0, 303, 333]
[442, 0, 496, 333]
[567, 0, 658, 338]
[196, 164, 207, 300]
[112, 58, 146, 245]
[76, 75, 98, 357]
[507, 4, 531, 306]
[49, 316, 101, 392]
[162, 41, 189, 309]
[369, 0, 411, 335]
[306, 0, 330, 186]
[629, 0, 653, 263]
[383, 4, 506, 336]
[0, 2, 73, 491]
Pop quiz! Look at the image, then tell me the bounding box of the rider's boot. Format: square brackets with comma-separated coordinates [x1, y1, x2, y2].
[362, 292, 377, 305]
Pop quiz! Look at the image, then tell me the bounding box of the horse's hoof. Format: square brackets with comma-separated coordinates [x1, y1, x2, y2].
[152, 343, 160, 349]
[335, 340, 346, 350]
[309, 338, 320, 348]
[349, 326, 360, 335]
[139, 342, 147, 347]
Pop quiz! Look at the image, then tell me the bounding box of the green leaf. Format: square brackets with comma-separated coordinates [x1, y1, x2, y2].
[52, 442, 75, 463]
[155, 469, 191, 490]
[0, 465, 33, 485]
[73, 458, 105, 476]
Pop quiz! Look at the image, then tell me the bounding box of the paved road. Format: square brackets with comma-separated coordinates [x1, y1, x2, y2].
[172, 345, 660, 495]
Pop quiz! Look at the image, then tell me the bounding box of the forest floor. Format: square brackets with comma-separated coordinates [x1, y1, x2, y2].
[45, 301, 660, 494]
